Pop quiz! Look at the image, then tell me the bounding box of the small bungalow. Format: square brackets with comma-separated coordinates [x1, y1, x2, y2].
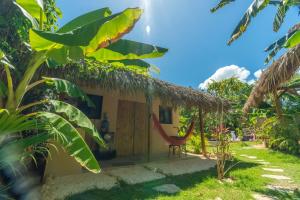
[42, 66, 229, 177]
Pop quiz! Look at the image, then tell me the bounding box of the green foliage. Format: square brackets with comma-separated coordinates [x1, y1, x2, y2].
[207, 78, 253, 129]
[211, 0, 235, 13]
[284, 30, 300, 48]
[37, 112, 101, 173]
[43, 77, 95, 107]
[0, 109, 38, 136]
[48, 100, 105, 147]
[264, 29, 297, 64]
[0, 133, 50, 169]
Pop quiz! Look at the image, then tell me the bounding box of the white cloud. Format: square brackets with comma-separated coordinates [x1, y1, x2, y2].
[199, 65, 250, 89]
[247, 79, 255, 85]
[254, 69, 262, 79]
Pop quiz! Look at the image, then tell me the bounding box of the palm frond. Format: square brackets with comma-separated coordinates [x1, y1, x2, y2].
[228, 0, 270, 45]
[273, 0, 289, 32]
[211, 0, 236, 13]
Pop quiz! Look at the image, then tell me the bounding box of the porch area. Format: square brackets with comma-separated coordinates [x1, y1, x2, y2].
[41, 154, 216, 200]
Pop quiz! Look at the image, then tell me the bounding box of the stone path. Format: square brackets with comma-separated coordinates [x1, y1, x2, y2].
[238, 153, 297, 200]
[41, 173, 118, 200]
[106, 165, 165, 184]
[144, 157, 216, 176]
[153, 184, 181, 194]
[41, 156, 215, 200]
[262, 168, 284, 173]
[261, 174, 291, 180]
[252, 193, 276, 200]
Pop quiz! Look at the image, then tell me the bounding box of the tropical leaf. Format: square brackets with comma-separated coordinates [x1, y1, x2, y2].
[211, 0, 236, 13]
[264, 29, 297, 64]
[16, 0, 44, 17]
[29, 8, 142, 53]
[273, 0, 289, 32]
[0, 50, 15, 69]
[15, 0, 46, 29]
[109, 59, 152, 70]
[37, 112, 101, 173]
[284, 30, 300, 48]
[0, 133, 50, 168]
[57, 8, 112, 33]
[228, 0, 270, 45]
[48, 100, 105, 146]
[87, 39, 168, 61]
[0, 110, 37, 137]
[14, 2, 39, 29]
[43, 77, 95, 108]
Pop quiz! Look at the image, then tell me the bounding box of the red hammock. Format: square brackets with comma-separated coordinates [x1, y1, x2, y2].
[152, 114, 195, 146]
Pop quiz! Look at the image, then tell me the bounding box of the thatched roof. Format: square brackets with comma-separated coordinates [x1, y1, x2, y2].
[42, 65, 230, 113]
[243, 44, 300, 112]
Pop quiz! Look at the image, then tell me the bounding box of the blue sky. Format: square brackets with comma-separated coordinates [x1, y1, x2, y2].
[57, 0, 299, 88]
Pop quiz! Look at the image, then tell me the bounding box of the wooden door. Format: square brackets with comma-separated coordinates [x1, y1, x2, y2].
[133, 102, 147, 155]
[116, 101, 148, 156]
[116, 101, 134, 156]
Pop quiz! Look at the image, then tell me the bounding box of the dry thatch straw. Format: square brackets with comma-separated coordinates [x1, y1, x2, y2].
[41, 65, 230, 113]
[243, 44, 300, 112]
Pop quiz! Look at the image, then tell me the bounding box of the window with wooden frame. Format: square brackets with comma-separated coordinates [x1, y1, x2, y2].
[159, 106, 172, 124]
[77, 94, 103, 119]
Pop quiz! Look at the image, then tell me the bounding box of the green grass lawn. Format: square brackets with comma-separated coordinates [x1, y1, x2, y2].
[67, 142, 300, 200]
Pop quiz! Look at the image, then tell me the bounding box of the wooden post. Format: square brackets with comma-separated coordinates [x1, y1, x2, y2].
[198, 107, 207, 156]
[146, 102, 152, 162]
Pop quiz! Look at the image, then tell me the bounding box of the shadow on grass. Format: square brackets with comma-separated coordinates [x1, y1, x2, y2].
[66, 159, 259, 200]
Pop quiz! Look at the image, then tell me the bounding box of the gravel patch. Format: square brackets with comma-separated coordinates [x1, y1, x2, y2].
[145, 157, 216, 176]
[41, 172, 117, 200]
[262, 174, 291, 180]
[107, 165, 165, 184]
[153, 184, 181, 194]
[262, 168, 284, 173]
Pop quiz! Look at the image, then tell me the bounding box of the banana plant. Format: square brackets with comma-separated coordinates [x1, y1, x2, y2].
[0, 0, 168, 173]
[211, 0, 300, 45]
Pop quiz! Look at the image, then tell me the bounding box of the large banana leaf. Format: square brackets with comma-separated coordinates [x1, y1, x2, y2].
[264, 29, 297, 64]
[29, 8, 142, 52]
[0, 110, 37, 137]
[273, 0, 289, 32]
[15, 0, 46, 24]
[87, 39, 168, 61]
[48, 100, 105, 147]
[109, 59, 152, 70]
[37, 112, 100, 173]
[43, 77, 95, 107]
[58, 8, 112, 33]
[228, 0, 270, 45]
[284, 30, 300, 48]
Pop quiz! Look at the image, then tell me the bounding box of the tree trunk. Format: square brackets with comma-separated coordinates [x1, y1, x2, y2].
[273, 90, 283, 118]
[198, 107, 207, 156]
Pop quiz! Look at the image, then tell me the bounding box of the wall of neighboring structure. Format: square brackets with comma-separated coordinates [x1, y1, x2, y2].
[44, 85, 179, 178]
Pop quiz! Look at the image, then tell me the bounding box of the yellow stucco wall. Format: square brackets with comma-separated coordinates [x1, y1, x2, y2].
[44, 85, 179, 177]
